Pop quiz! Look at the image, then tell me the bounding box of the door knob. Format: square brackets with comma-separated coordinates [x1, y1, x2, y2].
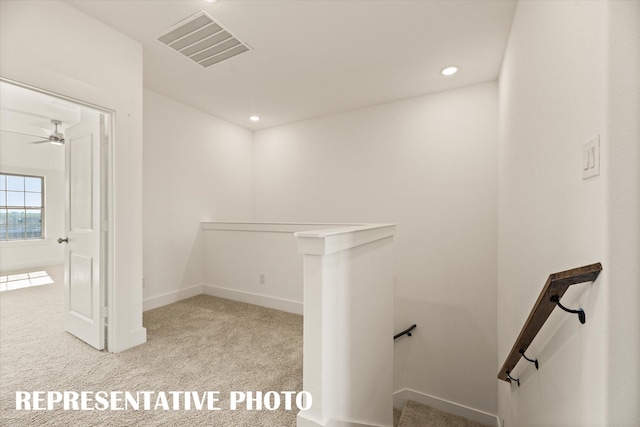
[57, 237, 69, 244]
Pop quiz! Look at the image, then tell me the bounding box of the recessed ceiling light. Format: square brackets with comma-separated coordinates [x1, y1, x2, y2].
[441, 66, 459, 76]
[249, 115, 260, 122]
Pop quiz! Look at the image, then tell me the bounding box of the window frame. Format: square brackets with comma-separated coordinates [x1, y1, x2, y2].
[0, 172, 45, 241]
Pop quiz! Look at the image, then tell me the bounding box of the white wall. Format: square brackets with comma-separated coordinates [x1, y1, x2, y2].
[203, 226, 302, 313]
[497, 1, 638, 425]
[254, 82, 499, 420]
[0, 0, 145, 352]
[142, 90, 254, 308]
[200, 222, 360, 315]
[605, 1, 640, 424]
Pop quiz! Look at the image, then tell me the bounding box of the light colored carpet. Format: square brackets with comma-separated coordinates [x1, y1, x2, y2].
[0, 265, 303, 426]
[398, 401, 489, 427]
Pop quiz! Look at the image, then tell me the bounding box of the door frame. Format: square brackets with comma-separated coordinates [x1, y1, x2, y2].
[1, 77, 115, 351]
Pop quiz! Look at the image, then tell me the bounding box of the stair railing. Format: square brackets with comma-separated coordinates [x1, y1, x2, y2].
[498, 263, 603, 385]
[394, 324, 417, 340]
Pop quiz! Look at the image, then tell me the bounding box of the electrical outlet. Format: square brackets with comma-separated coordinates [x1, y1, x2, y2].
[259, 273, 266, 284]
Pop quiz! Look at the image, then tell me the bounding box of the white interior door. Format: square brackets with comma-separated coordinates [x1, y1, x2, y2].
[62, 110, 105, 350]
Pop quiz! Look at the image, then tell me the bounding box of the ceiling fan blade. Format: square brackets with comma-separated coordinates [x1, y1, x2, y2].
[0, 129, 45, 139]
[30, 139, 51, 144]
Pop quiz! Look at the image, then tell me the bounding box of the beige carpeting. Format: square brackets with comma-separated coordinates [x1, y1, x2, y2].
[396, 400, 490, 427]
[0, 265, 303, 426]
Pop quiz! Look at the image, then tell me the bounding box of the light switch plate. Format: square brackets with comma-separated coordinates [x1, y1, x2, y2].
[582, 135, 600, 179]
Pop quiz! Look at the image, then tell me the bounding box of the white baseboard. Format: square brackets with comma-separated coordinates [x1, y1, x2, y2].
[143, 284, 204, 311]
[107, 326, 147, 353]
[203, 284, 303, 315]
[327, 420, 383, 427]
[393, 389, 499, 427]
[296, 413, 383, 427]
[143, 283, 303, 315]
[297, 412, 325, 427]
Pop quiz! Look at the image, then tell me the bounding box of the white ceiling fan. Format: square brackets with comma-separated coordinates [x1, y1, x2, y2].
[2, 119, 66, 145]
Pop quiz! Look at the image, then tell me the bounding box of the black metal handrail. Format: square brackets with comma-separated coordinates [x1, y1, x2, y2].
[394, 324, 417, 340]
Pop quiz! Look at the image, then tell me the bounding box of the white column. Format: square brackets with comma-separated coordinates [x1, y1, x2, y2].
[295, 224, 396, 427]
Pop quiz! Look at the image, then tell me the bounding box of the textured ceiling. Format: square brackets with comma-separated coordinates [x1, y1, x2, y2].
[67, 0, 517, 130]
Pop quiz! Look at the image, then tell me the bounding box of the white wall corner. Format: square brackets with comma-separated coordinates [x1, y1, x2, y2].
[393, 389, 499, 427]
[143, 284, 204, 312]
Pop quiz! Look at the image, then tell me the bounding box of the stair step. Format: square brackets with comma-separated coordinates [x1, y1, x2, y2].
[397, 400, 490, 427]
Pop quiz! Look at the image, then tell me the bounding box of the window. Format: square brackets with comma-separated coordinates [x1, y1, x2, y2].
[0, 173, 45, 241]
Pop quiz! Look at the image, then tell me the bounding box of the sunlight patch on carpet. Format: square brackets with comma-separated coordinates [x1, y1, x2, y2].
[0, 270, 54, 292]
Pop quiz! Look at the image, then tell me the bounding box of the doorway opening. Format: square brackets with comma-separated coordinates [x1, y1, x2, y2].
[0, 79, 113, 351]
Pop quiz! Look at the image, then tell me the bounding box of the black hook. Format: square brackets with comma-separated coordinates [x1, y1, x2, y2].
[519, 349, 539, 370]
[506, 371, 520, 387]
[550, 295, 586, 324]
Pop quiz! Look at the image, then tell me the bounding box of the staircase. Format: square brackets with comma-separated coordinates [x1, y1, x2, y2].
[394, 400, 490, 427]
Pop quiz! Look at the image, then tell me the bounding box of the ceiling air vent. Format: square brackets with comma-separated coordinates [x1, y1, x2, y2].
[157, 11, 250, 68]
